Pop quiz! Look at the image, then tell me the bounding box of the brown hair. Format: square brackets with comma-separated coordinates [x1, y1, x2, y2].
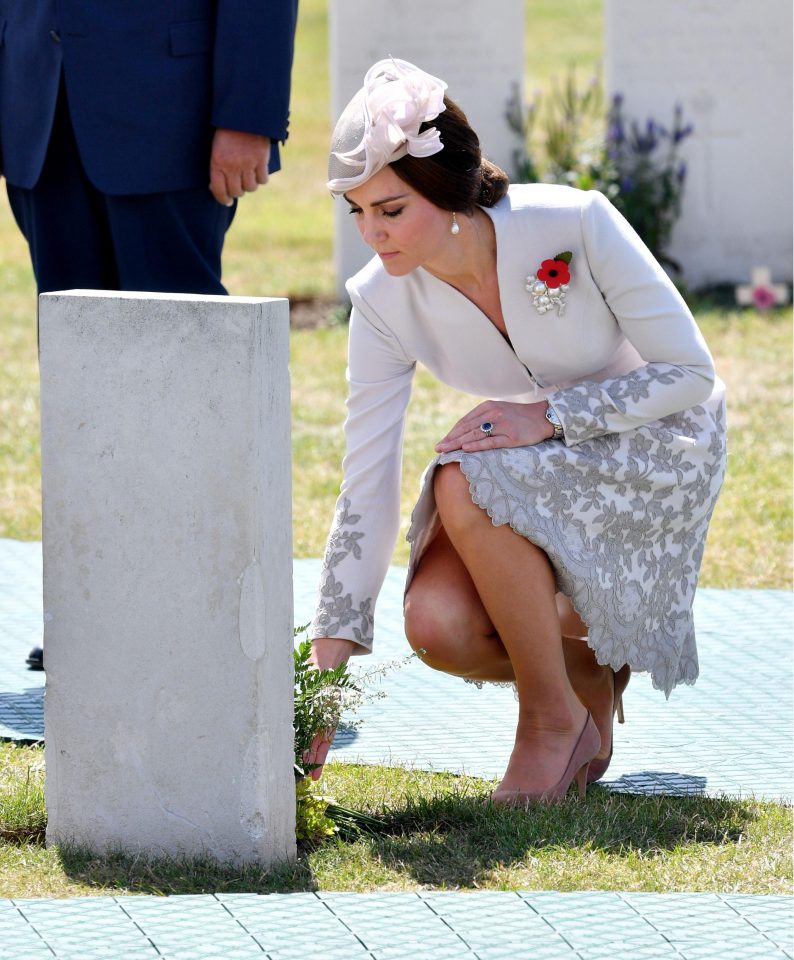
[389, 97, 509, 213]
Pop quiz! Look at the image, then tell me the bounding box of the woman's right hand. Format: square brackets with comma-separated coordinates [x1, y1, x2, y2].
[304, 637, 358, 780]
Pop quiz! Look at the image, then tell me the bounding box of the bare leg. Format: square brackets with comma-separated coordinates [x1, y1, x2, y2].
[406, 521, 620, 764]
[562, 637, 614, 762]
[405, 527, 514, 682]
[556, 593, 588, 639]
[556, 594, 615, 762]
[432, 464, 597, 797]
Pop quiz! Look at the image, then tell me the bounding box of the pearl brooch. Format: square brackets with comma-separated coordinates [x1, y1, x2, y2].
[526, 251, 573, 317]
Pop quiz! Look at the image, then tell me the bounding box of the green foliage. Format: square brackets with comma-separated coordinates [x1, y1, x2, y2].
[292, 627, 388, 841]
[292, 629, 419, 842]
[506, 83, 543, 185]
[0, 744, 46, 844]
[292, 629, 362, 841]
[544, 70, 605, 185]
[293, 632, 363, 777]
[328, 302, 352, 327]
[603, 96, 693, 272]
[508, 68, 607, 191]
[508, 68, 693, 270]
[295, 777, 337, 842]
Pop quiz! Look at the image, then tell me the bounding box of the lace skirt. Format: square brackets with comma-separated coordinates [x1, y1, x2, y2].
[405, 388, 727, 696]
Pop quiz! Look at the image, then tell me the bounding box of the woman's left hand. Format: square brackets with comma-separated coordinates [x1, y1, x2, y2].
[435, 400, 554, 453]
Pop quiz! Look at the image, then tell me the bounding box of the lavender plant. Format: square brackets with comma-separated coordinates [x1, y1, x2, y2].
[604, 95, 693, 272]
[508, 70, 694, 271]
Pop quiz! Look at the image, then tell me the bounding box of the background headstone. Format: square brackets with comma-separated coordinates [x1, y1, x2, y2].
[330, 0, 525, 296]
[40, 291, 295, 866]
[605, 0, 793, 288]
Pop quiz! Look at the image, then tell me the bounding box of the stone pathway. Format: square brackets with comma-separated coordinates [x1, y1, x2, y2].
[1, 539, 792, 959]
[1, 892, 791, 959]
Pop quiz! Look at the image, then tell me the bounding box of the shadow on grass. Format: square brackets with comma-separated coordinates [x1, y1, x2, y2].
[56, 844, 318, 896]
[326, 784, 765, 889]
[19, 782, 770, 895]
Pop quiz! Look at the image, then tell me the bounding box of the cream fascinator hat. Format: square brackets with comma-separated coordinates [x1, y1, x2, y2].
[327, 58, 448, 194]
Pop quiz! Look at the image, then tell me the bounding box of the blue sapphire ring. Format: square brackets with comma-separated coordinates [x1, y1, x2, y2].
[480, 421, 494, 437]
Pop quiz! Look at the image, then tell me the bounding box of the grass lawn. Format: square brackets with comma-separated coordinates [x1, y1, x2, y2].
[2, 743, 791, 897]
[0, 0, 792, 898]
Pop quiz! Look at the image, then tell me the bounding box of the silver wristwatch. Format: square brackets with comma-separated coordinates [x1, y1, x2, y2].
[545, 403, 565, 441]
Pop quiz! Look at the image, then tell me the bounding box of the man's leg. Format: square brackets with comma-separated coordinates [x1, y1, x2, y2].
[7, 82, 117, 670]
[7, 79, 236, 298]
[6, 82, 119, 295]
[104, 188, 236, 296]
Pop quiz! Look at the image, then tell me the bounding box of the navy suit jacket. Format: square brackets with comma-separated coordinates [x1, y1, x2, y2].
[0, 0, 298, 193]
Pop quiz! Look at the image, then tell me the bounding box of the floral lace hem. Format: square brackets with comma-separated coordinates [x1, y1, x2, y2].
[407, 396, 727, 697]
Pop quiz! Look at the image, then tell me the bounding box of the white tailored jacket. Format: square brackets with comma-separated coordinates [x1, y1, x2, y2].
[310, 183, 719, 652]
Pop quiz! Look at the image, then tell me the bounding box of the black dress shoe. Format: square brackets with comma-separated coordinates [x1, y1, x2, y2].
[26, 646, 44, 670]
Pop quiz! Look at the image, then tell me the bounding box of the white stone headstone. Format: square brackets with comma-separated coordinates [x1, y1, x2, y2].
[605, 0, 793, 288]
[330, 0, 525, 296]
[40, 291, 296, 866]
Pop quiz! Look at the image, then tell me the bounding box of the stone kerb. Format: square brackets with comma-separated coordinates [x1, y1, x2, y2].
[39, 291, 295, 866]
[330, 0, 525, 296]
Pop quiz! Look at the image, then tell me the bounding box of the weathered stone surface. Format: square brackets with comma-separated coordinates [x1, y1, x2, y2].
[40, 291, 295, 865]
[330, 0, 525, 295]
[605, 0, 793, 286]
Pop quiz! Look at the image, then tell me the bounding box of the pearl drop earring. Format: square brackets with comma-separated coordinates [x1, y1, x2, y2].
[450, 212, 460, 236]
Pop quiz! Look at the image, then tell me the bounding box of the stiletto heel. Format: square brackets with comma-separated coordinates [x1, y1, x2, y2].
[587, 665, 631, 784]
[491, 712, 601, 805]
[575, 762, 589, 799]
[542, 712, 601, 802]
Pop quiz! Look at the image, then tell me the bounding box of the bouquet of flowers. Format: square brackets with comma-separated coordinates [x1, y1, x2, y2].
[293, 631, 415, 841]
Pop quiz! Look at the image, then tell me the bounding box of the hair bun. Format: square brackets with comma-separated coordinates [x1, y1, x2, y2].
[388, 95, 510, 213]
[477, 159, 510, 208]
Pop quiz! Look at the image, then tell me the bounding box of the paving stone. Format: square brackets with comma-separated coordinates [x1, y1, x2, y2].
[318, 892, 470, 954]
[13, 897, 159, 959]
[217, 893, 372, 958]
[420, 890, 573, 956]
[2, 893, 793, 960]
[0, 899, 54, 959]
[118, 895, 264, 958]
[0, 688, 44, 741]
[300, 563, 793, 803]
[620, 892, 793, 959]
[721, 894, 794, 953]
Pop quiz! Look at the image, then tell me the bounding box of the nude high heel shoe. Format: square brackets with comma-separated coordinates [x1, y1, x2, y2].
[492, 712, 601, 805]
[542, 711, 601, 802]
[587, 664, 631, 784]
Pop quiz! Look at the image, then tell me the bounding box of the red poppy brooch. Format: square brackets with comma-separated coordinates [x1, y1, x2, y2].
[526, 251, 572, 316]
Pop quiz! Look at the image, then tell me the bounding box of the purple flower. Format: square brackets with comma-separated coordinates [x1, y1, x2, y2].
[607, 121, 624, 145]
